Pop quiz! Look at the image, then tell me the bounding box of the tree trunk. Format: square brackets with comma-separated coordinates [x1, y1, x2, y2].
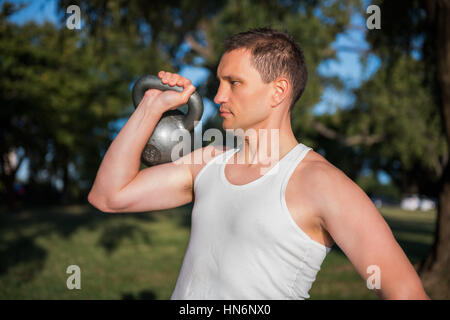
[1, 172, 17, 208]
[60, 150, 70, 205]
[0, 149, 24, 209]
[420, 164, 450, 299]
[419, 0, 450, 299]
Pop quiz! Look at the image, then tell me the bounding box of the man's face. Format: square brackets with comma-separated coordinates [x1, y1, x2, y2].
[214, 49, 274, 131]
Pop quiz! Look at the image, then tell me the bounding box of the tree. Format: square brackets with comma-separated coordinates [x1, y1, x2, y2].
[418, 0, 450, 299]
[0, 1, 158, 206]
[334, 0, 449, 298]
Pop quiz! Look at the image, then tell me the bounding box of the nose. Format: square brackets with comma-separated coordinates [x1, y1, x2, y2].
[214, 82, 228, 105]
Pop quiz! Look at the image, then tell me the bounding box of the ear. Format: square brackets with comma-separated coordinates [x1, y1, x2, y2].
[271, 77, 289, 107]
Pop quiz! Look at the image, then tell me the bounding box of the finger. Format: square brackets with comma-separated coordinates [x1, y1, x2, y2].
[177, 77, 191, 88]
[169, 74, 180, 86]
[176, 78, 184, 87]
[183, 78, 192, 88]
[162, 72, 172, 84]
[181, 84, 196, 102]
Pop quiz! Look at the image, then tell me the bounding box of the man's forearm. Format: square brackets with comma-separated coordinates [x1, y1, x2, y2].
[375, 280, 430, 300]
[88, 103, 163, 207]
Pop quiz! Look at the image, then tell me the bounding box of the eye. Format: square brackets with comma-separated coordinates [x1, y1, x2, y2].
[231, 80, 239, 86]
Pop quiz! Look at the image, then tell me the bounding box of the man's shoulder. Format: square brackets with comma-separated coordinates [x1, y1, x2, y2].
[177, 144, 229, 164]
[184, 144, 231, 178]
[297, 150, 342, 179]
[295, 150, 370, 216]
[197, 144, 231, 163]
[294, 150, 356, 195]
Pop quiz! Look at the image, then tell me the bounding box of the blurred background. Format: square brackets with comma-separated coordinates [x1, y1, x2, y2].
[1, 0, 449, 299]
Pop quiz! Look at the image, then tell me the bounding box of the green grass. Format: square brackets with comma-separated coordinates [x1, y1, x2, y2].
[0, 204, 436, 299]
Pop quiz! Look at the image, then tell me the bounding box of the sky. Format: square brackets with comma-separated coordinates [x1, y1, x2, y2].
[7, 0, 390, 186]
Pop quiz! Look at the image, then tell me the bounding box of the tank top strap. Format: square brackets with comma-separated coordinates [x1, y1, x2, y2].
[276, 143, 313, 188]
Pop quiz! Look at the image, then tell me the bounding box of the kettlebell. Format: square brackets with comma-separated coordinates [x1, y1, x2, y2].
[132, 74, 203, 166]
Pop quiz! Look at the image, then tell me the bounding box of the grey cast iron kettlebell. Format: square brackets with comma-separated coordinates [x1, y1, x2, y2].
[132, 75, 203, 166]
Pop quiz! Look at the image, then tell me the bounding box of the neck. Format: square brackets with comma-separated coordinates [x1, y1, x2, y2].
[236, 111, 299, 166]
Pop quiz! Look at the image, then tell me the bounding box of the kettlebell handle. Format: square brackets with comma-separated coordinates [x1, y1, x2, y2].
[131, 75, 203, 131]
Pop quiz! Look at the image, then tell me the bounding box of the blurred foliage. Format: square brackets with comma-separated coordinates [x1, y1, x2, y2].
[1, 0, 362, 206]
[351, 54, 445, 196]
[314, 0, 446, 198]
[1, 0, 445, 206]
[360, 0, 450, 299]
[356, 173, 401, 202]
[1, 1, 170, 205]
[361, 0, 446, 198]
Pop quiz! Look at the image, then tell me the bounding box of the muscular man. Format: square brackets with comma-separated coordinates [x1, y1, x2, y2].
[88, 27, 430, 300]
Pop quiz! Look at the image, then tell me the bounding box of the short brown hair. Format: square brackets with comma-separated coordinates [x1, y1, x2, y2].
[223, 27, 308, 112]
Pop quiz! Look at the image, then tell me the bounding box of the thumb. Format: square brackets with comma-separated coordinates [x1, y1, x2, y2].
[180, 84, 197, 103]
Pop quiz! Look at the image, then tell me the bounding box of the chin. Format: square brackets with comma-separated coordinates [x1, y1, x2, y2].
[221, 119, 234, 130]
[221, 118, 249, 132]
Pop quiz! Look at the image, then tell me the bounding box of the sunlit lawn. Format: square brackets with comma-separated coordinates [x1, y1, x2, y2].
[0, 204, 436, 299]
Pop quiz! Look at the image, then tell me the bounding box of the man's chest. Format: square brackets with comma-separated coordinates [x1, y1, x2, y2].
[223, 162, 334, 248]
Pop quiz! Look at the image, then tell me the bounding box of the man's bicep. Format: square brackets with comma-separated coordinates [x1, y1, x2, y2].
[106, 160, 193, 213]
[313, 166, 423, 298]
[105, 144, 226, 213]
[321, 181, 398, 277]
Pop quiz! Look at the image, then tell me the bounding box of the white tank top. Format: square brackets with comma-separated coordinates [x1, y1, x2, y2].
[171, 143, 332, 300]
